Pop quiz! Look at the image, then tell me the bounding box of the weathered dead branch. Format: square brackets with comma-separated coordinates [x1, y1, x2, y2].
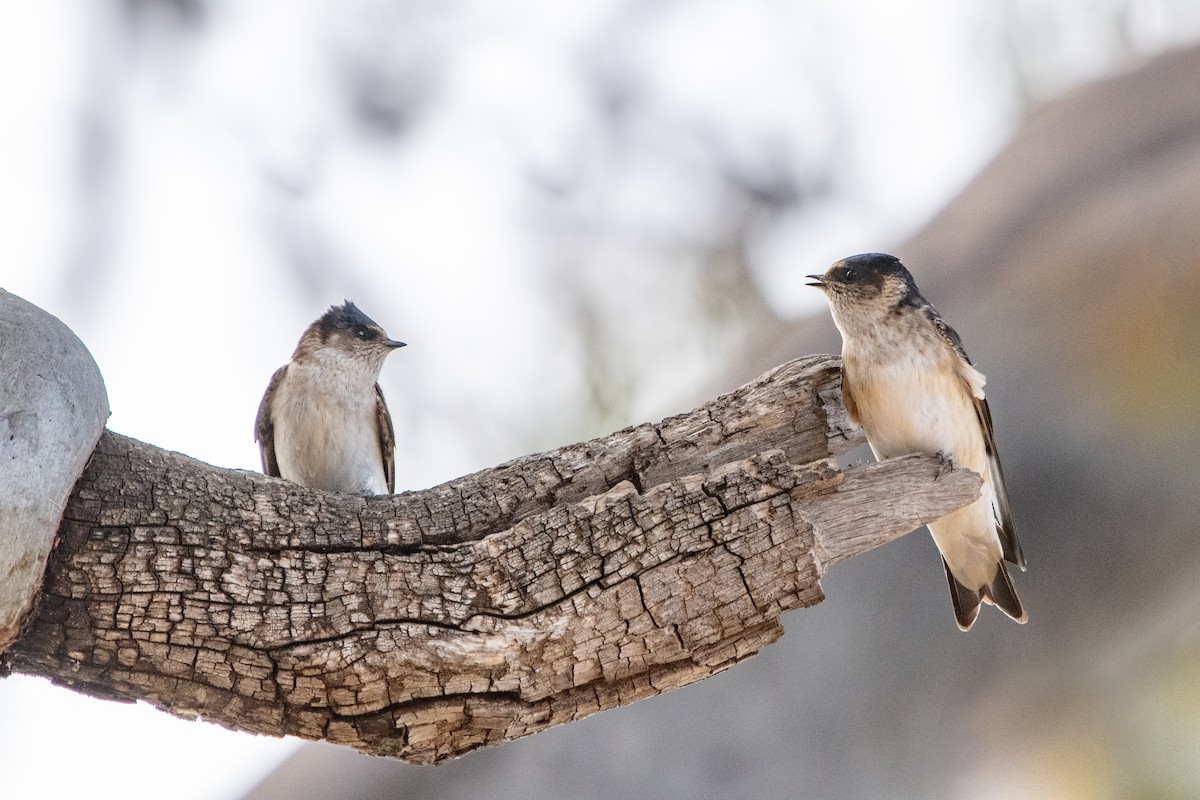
[6, 355, 980, 763]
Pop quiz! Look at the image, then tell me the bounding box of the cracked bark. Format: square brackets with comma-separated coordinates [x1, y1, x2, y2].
[4, 355, 981, 764]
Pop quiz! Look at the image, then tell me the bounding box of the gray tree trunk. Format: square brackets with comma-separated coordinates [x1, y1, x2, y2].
[0, 290, 108, 648]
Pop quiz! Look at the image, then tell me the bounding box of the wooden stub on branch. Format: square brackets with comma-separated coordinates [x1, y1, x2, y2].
[6, 355, 980, 763]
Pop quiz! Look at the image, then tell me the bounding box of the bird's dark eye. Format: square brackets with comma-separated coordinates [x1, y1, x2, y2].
[355, 326, 374, 340]
[842, 268, 856, 282]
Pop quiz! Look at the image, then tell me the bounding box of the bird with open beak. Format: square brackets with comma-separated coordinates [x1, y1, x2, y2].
[808, 253, 1026, 631]
[255, 301, 406, 496]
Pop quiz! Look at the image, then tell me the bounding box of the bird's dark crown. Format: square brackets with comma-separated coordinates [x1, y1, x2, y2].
[290, 300, 404, 363]
[317, 300, 383, 341]
[829, 253, 916, 291]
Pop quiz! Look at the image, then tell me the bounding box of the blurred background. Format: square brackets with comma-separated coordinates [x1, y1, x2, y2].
[3, 1, 1200, 798]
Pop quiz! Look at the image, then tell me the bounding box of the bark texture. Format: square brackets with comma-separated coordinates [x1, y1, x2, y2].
[6, 355, 980, 763]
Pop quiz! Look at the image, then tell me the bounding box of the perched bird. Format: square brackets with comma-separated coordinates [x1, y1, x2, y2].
[255, 301, 405, 496]
[808, 253, 1026, 630]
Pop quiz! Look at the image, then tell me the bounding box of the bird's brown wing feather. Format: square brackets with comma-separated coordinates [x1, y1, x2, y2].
[973, 393, 1024, 568]
[374, 383, 396, 494]
[925, 307, 970, 362]
[254, 365, 288, 478]
[924, 306, 1025, 570]
[839, 365, 860, 427]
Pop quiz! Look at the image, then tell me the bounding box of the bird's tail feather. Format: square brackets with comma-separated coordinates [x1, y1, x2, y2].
[943, 559, 982, 631]
[982, 560, 1028, 624]
[942, 558, 1027, 631]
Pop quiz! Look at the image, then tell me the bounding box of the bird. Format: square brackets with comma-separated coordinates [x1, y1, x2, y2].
[255, 300, 405, 496]
[807, 253, 1026, 631]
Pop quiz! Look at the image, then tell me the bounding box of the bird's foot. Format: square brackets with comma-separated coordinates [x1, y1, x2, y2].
[934, 450, 956, 480]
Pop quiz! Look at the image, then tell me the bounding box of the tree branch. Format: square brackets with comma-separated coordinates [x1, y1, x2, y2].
[5, 355, 980, 763]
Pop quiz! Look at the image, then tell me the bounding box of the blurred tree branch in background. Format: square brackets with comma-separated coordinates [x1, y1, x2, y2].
[7, 355, 979, 763]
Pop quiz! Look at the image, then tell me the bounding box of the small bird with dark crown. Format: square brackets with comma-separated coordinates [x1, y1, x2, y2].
[808, 253, 1026, 631]
[255, 301, 406, 496]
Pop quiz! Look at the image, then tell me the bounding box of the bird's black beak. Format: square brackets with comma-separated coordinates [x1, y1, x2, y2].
[805, 274, 826, 287]
[385, 339, 407, 349]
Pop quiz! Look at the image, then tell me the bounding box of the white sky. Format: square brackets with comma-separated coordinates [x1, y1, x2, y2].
[2, 2, 1200, 799]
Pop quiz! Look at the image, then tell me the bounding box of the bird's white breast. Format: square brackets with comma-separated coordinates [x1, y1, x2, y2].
[842, 322, 983, 464]
[272, 359, 388, 495]
[843, 330, 1000, 587]
[848, 347, 982, 468]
